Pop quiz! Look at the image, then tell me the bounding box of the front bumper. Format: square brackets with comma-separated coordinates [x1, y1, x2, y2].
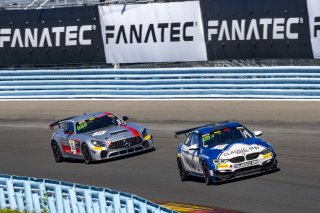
[91, 139, 154, 161]
[210, 154, 278, 181]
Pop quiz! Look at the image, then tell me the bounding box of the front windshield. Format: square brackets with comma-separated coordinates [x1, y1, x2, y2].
[201, 126, 253, 148]
[76, 114, 121, 134]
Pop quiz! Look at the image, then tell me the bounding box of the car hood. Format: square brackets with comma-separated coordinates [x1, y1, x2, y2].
[201, 137, 271, 160]
[84, 122, 143, 141]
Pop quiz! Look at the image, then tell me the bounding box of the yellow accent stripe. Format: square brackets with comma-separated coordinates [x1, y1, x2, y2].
[263, 152, 272, 159]
[144, 134, 151, 141]
[161, 202, 214, 212]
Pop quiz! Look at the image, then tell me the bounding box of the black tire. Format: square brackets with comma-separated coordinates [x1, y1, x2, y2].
[82, 143, 93, 164]
[177, 159, 188, 181]
[51, 141, 64, 163]
[203, 163, 213, 185]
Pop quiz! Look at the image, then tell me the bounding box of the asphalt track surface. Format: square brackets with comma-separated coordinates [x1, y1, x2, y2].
[0, 100, 319, 213]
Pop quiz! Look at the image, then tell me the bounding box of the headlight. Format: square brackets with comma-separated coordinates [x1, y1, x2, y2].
[261, 147, 272, 155]
[91, 140, 106, 147]
[212, 159, 229, 164]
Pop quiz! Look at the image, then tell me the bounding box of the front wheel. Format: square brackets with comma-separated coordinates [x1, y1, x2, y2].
[82, 143, 93, 164]
[177, 159, 188, 181]
[51, 141, 64, 163]
[203, 163, 213, 185]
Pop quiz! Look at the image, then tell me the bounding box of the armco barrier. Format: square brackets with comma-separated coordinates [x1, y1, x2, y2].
[0, 174, 176, 213]
[1, 66, 320, 99]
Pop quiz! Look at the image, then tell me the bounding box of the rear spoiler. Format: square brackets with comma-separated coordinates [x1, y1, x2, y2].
[49, 116, 75, 130]
[174, 121, 229, 137]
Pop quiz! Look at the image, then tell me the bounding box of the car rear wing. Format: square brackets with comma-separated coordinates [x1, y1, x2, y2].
[49, 116, 75, 130]
[174, 121, 229, 137]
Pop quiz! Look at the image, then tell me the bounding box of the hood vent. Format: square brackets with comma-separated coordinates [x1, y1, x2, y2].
[110, 129, 128, 135]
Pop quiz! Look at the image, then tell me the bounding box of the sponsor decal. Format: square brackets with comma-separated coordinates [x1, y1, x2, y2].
[93, 147, 104, 151]
[234, 160, 259, 169]
[0, 25, 95, 48]
[263, 152, 272, 159]
[307, 0, 320, 58]
[207, 17, 303, 42]
[0, 6, 105, 66]
[212, 144, 228, 150]
[98, 1, 207, 63]
[92, 131, 106, 136]
[222, 144, 265, 158]
[76, 122, 87, 131]
[69, 140, 76, 154]
[144, 134, 151, 141]
[201, 0, 313, 59]
[104, 22, 195, 44]
[217, 163, 229, 169]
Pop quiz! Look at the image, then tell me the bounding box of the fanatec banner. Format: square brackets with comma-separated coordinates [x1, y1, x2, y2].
[0, 6, 105, 65]
[98, 1, 207, 63]
[200, 0, 314, 60]
[307, 0, 320, 59]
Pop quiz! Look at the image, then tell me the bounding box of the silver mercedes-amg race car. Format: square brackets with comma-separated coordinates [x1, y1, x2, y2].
[49, 112, 154, 164]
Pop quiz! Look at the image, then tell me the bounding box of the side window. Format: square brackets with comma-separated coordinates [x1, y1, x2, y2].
[184, 134, 192, 147]
[189, 133, 199, 146]
[184, 133, 199, 147]
[64, 122, 74, 133]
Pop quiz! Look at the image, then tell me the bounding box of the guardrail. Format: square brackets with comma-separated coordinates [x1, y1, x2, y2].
[0, 174, 175, 213]
[1, 66, 320, 99]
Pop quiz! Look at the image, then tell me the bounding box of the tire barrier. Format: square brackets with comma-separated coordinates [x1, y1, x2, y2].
[0, 66, 320, 99]
[0, 174, 175, 213]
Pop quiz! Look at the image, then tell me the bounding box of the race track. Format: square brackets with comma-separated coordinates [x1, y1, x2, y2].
[0, 100, 319, 213]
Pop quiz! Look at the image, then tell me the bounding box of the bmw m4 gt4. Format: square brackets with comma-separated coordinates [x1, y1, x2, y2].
[49, 112, 154, 164]
[176, 121, 278, 185]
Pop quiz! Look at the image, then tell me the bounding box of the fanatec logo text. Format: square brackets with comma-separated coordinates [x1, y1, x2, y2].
[0, 25, 95, 48]
[207, 17, 303, 41]
[104, 22, 195, 44]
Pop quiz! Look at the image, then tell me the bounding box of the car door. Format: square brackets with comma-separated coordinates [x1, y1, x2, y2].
[188, 133, 202, 174]
[59, 122, 78, 157]
[180, 133, 200, 173]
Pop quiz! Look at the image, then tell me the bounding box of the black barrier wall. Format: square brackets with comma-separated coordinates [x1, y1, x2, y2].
[0, 6, 105, 65]
[0, 1, 319, 66]
[200, 0, 314, 59]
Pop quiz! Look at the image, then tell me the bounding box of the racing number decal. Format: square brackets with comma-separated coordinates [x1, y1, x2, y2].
[69, 140, 76, 154]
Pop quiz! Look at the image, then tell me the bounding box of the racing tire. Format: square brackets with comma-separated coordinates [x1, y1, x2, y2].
[82, 143, 93, 164]
[51, 141, 64, 163]
[203, 163, 213, 185]
[177, 159, 188, 181]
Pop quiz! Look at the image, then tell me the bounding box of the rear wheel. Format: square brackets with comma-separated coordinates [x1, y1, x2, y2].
[82, 143, 93, 164]
[203, 163, 213, 185]
[51, 141, 64, 163]
[177, 159, 188, 181]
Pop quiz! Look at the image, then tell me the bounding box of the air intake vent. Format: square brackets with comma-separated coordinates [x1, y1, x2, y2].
[110, 129, 128, 135]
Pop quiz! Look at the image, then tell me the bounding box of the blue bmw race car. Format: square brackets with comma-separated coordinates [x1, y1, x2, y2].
[175, 121, 278, 185]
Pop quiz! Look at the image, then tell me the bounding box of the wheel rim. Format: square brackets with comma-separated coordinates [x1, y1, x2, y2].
[52, 143, 60, 160]
[203, 165, 210, 183]
[83, 145, 90, 162]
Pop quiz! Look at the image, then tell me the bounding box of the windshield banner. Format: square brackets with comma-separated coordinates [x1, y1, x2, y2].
[98, 1, 207, 63]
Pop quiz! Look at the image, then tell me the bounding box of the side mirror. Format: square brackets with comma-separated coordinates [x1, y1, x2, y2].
[189, 144, 199, 151]
[122, 116, 128, 121]
[253, 131, 263, 137]
[64, 130, 74, 135]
